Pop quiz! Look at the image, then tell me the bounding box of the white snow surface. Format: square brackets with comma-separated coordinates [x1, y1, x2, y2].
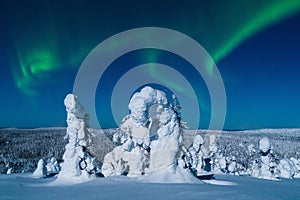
[1, 173, 300, 200]
[139, 165, 202, 184]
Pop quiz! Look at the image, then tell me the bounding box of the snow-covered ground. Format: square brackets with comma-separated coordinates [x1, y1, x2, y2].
[1, 173, 300, 200]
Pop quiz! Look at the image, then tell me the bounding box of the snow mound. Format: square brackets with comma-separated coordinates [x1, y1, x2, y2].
[202, 179, 237, 186]
[139, 165, 202, 184]
[51, 174, 96, 186]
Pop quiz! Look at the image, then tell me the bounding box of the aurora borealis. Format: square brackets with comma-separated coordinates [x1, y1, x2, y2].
[1, 0, 300, 129]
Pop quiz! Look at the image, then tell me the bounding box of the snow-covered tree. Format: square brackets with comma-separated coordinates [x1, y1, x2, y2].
[290, 157, 300, 178]
[277, 158, 296, 179]
[6, 168, 12, 175]
[188, 135, 203, 170]
[5, 161, 13, 175]
[172, 94, 182, 125]
[183, 134, 204, 174]
[56, 94, 96, 182]
[149, 105, 180, 172]
[214, 149, 227, 173]
[183, 133, 228, 175]
[102, 86, 182, 177]
[257, 137, 277, 180]
[32, 159, 47, 178]
[247, 143, 259, 175]
[200, 134, 219, 173]
[227, 156, 238, 175]
[46, 157, 60, 174]
[250, 160, 260, 178]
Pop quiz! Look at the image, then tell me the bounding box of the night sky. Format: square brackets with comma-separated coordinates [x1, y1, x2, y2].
[1, 0, 300, 130]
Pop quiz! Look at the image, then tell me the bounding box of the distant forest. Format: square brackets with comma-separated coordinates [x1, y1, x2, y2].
[0, 128, 299, 174]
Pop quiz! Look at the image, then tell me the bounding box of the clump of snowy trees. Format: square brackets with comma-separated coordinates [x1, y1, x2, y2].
[32, 155, 61, 178]
[183, 134, 300, 180]
[0, 128, 66, 174]
[56, 90, 300, 181]
[102, 87, 183, 177]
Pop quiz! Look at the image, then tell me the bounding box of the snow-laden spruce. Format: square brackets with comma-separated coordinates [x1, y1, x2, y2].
[56, 94, 96, 183]
[46, 157, 60, 174]
[186, 133, 300, 180]
[255, 137, 278, 180]
[102, 86, 198, 182]
[290, 157, 300, 178]
[187, 135, 204, 174]
[277, 158, 296, 179]
[32, 159, 47, 178]
[185, 133, 227, 176]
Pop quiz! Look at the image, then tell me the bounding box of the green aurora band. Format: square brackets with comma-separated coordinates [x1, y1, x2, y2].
[212, 0, 300, 74]
[144, 0, 300, 96]
[10, 1, 300, 96]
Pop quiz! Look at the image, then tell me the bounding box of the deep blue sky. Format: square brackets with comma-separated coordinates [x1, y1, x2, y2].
[0, 0, 300, 129]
